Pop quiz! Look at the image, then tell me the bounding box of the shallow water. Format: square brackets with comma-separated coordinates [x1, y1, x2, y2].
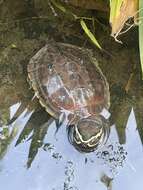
[0, 1, 143, 190]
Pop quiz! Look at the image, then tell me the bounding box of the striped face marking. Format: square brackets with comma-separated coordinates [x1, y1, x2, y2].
[74, 125, 103, 148]
[73, 117, 104, 148]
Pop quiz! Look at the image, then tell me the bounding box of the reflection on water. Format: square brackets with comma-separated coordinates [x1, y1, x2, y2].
[0, 106, 143, 190]
[0, 0, 143, 189]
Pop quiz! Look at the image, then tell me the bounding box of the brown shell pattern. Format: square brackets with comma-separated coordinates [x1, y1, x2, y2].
[28, 41, 110, 118]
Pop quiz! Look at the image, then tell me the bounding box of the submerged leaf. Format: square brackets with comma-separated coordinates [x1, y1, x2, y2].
[51, 0, 66, 13]
[51, 0, 78, 19]
[51, 1, 101, 49]
[80, 19, 102, 49]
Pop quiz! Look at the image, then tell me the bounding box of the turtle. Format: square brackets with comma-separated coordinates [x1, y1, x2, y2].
[27, 40, 110, 153]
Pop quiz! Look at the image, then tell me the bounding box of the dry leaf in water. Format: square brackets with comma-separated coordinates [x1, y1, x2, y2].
[111, 0, 138, 42]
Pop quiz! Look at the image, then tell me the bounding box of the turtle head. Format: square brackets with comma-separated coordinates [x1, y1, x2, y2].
[68, 115, 110, 153]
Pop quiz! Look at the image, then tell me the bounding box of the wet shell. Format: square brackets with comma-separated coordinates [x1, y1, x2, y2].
[27, 41, 110, 119]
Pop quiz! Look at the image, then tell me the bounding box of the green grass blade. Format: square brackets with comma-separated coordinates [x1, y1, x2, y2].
[139, 0, 143, 78]
[51, 0, 78, 19]
[51, 0, 66, 13]
[80, 19, 102, 49]
[109, 0, 123, 24]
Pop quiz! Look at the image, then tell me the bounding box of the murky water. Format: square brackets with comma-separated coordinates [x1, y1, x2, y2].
[0, 1, 143, 190]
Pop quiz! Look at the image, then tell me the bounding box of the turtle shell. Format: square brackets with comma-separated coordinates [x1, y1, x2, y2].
[27, 41, 110, 119]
